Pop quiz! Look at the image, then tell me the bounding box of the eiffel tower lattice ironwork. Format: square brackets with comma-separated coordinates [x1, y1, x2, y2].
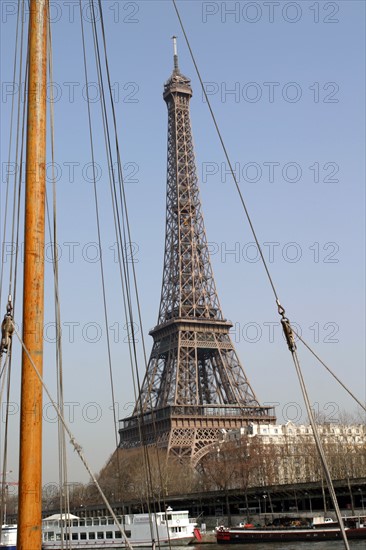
[119, 39, 276, 464]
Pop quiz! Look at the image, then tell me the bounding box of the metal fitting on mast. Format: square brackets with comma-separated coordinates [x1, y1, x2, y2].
[277, 299, 297, 352]
[0, 296, 14, 356]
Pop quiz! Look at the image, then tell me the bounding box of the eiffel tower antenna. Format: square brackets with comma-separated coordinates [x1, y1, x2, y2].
[172, 35, 179, 71]
[119, 42, 276, 464]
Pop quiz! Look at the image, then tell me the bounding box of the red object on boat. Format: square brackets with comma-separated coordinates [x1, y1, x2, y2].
[194, 528, 202, 541]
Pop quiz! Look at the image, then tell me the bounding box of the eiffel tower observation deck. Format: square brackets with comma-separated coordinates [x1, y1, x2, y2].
[119, 39, 276, 464]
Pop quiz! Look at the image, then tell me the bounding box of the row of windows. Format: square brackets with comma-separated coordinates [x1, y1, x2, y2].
[44, 530, 130, 542]
[258, 427, 363, 436]
[74, 517, 120, 526]
[45, 517, 124, 528]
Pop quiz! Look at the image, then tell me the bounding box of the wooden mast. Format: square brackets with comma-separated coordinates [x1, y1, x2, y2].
[18, 0, 48, 548]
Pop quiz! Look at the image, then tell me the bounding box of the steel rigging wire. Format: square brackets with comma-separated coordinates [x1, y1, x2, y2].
[89, 1, 173, 544]
[0, 0, 27, 529]
[46, 14, 73, 539]
[171, 0, 364, 547]
[170, 1, 364, 414]
[1, 2, 154, 547]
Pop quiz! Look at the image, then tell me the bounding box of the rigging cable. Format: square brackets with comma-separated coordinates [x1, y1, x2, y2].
[87, 0, 142, 508]
[170, 2, 359, 547]
[86, 0, 136, 525]
[12, 324, 134, 550]
[91, 2, 164, 542]
[79, 0, 116, 456]
[7, 0, 26, 304]
[281, 313, 350, 547]
[0, 0, 27, 528]
[292, 329, 365, 413]
[1, 0, 29, 408]
[93, 5, 150, 460]
[99, 0, 149, 358]
[0, 352, 12, 527]
[170, 0, 364, 411]
[12, 2, 29, 319]
[47, 15, 72, 541]
[79, 6, 147, 527]
[97, 0, 150, 384]
[172, 0, 279, 304]
[87, 0, 127, 451]
[0, 0, 22, 314]
[81, 5, 160, 540]
[96, 4, 178, 542]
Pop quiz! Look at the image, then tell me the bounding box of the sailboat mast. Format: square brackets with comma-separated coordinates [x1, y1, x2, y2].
[18, 0, 48, 548]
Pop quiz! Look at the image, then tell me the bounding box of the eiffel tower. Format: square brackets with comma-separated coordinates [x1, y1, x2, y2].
[119, 39, 276, 464]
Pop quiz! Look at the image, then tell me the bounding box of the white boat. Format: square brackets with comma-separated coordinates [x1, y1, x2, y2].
[0, 525, 17, 549]
[42, 508, 198, 548]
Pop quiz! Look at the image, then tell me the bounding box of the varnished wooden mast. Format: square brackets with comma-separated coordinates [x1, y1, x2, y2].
[18, 0, 48, 548]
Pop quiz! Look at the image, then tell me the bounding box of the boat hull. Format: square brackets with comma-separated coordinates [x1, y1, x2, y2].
[42, 536, 194, 548]
[0, 525, 17, 549]
[42, 511, 196, 549]
[216, 526, 366, 543]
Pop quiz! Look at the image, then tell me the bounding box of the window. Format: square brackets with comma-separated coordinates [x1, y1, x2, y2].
[108, 518, 114, 525]
[89, 532, 96, 540]
[97, 532, 104, 539]
[106, 531, 113, 539]
[101, 518, 107, 525]
[80, 533, 87, 540]
[115, 532, 122, 539]
[72, 533, 78, 541]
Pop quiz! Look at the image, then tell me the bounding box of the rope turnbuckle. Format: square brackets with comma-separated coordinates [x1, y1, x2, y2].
[276, 299, 297, 352]
[0, 296, 14, 357]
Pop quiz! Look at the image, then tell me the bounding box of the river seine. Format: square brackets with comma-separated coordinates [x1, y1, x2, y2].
[89, 544, 365, 550]
[192, 544, 365, 550]
[190, 540, 365, 550]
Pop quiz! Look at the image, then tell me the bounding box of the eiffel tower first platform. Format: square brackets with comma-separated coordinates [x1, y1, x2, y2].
[119, 39, 276, 465]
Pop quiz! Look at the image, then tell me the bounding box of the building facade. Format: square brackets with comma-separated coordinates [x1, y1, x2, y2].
[224, 422, 366, 486]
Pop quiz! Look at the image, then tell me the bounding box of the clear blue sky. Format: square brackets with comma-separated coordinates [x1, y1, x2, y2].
[0, 1, 365, 486]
